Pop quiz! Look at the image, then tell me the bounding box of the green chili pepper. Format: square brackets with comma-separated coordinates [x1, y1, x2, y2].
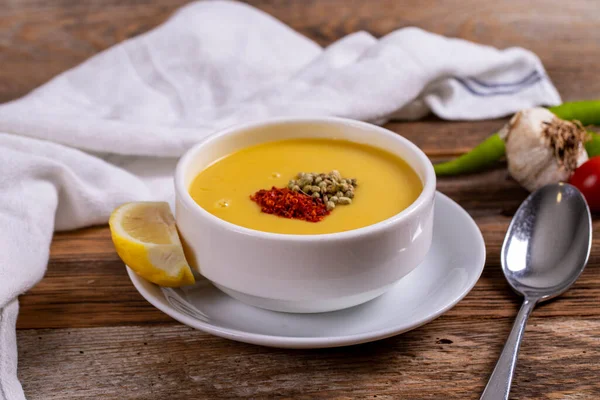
[549, 101, 600, 125]
[585, 131, 600, 158]
[434, 134, 505, 176]
[433, 100, 600, 176]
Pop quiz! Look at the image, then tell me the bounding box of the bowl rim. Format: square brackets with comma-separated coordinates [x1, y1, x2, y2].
[174, 116, 436, 241]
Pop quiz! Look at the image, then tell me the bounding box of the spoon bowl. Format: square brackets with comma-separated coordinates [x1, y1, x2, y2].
[502, 183, 592, 301]
[481, 183, 592, 400]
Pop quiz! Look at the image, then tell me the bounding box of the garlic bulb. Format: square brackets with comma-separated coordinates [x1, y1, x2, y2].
[499, 107, 588, 192]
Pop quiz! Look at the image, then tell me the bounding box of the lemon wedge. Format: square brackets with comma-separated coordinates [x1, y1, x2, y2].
[109, 202, 195, 287]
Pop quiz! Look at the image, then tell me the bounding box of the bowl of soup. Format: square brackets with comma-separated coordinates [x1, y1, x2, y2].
[175, 117, 436, 313]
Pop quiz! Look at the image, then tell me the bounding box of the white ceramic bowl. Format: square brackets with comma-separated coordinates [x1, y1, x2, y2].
[175, 117, 436, 313]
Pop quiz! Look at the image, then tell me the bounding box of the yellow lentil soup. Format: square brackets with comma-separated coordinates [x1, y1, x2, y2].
[189, 138, 422, 234]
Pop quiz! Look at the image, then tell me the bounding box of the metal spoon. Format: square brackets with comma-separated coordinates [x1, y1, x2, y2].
[480, 183, 592, 400]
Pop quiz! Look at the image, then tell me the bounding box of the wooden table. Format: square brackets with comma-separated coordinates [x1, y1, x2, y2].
[4, 1, 600, 398]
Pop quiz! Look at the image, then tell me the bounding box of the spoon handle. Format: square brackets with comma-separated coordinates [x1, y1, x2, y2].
[480, 297, 537, 400]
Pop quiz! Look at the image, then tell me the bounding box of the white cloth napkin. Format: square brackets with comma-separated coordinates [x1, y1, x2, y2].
[0, 1, 561, 398]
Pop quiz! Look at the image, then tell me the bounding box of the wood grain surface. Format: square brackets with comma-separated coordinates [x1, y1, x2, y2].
[3, 0, 600, 399]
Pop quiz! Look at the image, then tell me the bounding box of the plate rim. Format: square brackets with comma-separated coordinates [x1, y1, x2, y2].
[127, 191, 486, 349]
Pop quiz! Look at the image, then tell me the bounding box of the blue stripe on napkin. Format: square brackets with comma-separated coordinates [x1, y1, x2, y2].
[456, 70, 544, 97]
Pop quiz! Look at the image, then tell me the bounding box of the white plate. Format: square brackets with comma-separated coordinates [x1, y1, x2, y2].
[127, 192, 485, 349]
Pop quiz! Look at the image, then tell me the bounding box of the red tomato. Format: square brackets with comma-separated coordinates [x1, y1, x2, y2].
[569, 156, 600, 211]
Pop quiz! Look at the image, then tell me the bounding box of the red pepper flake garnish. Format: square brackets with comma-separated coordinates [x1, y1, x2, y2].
[250, 187, 330, 223]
